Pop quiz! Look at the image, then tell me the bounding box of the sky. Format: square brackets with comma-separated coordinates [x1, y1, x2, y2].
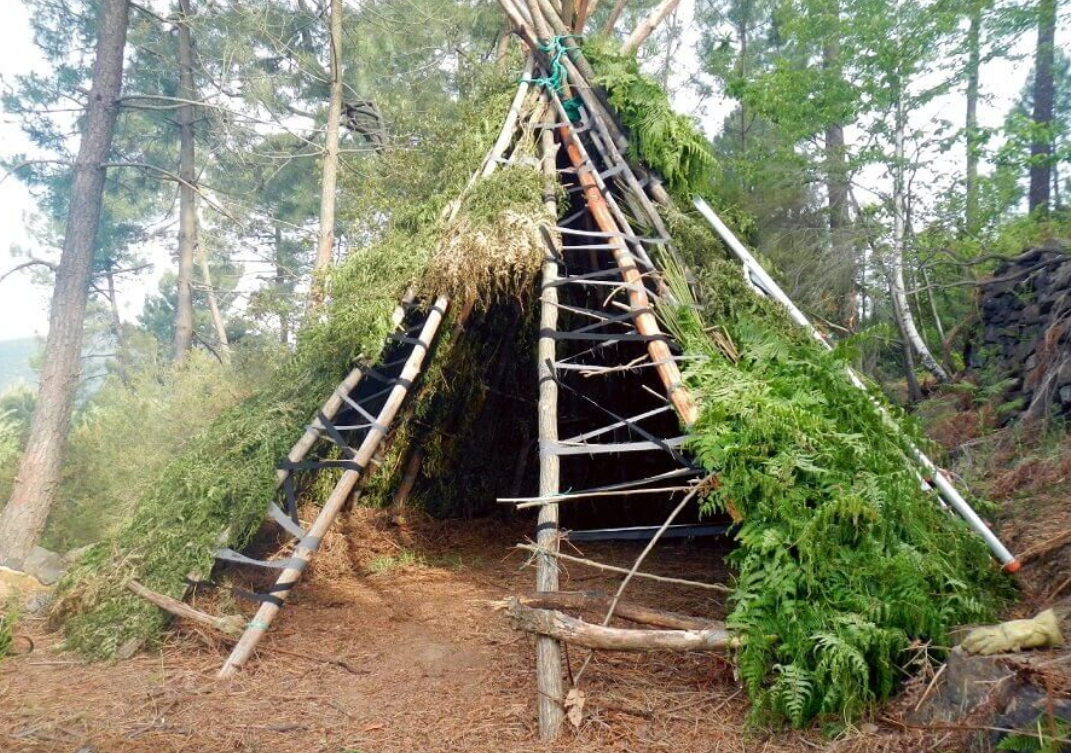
[0, 0, 1053, 343]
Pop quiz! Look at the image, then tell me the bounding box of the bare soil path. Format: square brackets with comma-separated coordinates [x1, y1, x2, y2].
[0, 512, 867, 752]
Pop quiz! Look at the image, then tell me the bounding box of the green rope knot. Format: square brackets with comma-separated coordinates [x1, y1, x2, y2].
[520, 35, 585, 121]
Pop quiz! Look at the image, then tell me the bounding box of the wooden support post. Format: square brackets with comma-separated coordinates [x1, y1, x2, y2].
[534, 126, 565, 741]
[218, 296, 449, 678]
[559, 124, 699, 427]
[506, 599, 735, 652]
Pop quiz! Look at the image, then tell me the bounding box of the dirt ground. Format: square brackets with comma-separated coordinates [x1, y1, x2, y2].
[1, 504, 1064, 753]
[0, 510, 830, 753]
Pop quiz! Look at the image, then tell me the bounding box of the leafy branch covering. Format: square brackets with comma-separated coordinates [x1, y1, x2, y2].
[658, 231, 1011, 725]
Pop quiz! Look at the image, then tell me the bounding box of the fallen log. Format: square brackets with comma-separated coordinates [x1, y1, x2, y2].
[512, 591, 721, 631]
[126, 580, 244, 637]
[505, 598, 735, 651]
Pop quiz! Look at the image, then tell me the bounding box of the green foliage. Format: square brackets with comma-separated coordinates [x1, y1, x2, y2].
[0, 596, 20, 663]
[581, 39, 715, 194]
[661, 254, 1010, 726]
[54, 78, 517, 659]
[44, 351, 259, 551]
[997, 716, 1071, 753]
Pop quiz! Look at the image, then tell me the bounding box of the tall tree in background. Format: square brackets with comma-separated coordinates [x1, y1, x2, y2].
[310, 0, 345, 308]
[963, 0, 987, 233]
[174, 0, 199, 360]
[1028, 0, 1057, 213]
[0, 0, 131, 567]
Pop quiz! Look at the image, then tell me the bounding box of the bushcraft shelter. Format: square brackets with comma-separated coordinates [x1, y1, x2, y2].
[56, 0, 1020, 740]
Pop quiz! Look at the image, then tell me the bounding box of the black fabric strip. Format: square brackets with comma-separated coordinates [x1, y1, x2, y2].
[283, 475, 299, 525]
[316, 412, 359, 458]
[534, 521, 559, 534]
[279, 459, 366, 472]
[388, 334, 428, 350]
[539, 329, 668, 343]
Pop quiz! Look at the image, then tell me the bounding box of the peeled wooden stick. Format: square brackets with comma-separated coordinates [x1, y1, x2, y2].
[506, 599, 735, 651]
[621, 0, 682, 56]
[559, 123, 699, 426]
[219, 297, 449, 678]
[512, 591, 720, 631]
[535, 125, 565, 741]
[127, 580, 244, 637]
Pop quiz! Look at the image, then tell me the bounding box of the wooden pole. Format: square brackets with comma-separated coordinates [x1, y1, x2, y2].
[535, 126, 565, 741]
[506, 599, 735, 651]
[512, 591, 720, 631]
[559, 124, 699, 426]
[219, 296, 449, 678]
[127, 580, 244, 636]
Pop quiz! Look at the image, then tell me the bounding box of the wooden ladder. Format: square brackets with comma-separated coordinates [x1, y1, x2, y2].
[216, 294, 449, 677]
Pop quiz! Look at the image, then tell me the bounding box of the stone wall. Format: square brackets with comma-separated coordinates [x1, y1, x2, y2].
[970, 242, 1071, 421]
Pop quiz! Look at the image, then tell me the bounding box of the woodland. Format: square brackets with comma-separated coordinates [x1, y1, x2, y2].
[0, 0, 1069, 750]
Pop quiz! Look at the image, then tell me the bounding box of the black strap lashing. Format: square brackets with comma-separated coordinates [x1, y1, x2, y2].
[315, 411, 359, 457]
[232, 581, 294, 608]
[540, 329, 668, 343]
[548, 361, 698, 469]
[388, 333, 429, 350]
[278, 459, 366, 472]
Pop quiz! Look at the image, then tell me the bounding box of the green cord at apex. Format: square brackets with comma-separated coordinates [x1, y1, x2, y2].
[520, 35, 584, 122]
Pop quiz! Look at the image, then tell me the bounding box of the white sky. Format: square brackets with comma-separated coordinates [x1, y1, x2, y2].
[0, 0, 1056, 342]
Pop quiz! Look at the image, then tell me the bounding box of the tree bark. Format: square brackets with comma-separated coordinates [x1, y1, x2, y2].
[309, 0, 344, 308]
[198, 241, 230, 363]
[889, 87, 949, 383]
[173, 0, 197, 362]
[602, 0, 627, 35]
[0, 0, 131, 568]
[964, 1, 982, 233]
[1028, 0, 1056, 215]
[823, 4, 854, 330]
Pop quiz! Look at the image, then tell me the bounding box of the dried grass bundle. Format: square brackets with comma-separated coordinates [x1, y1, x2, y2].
[422, 166, 557, 308]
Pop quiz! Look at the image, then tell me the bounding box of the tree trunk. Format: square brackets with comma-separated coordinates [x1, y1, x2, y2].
[275, 225, 289, 346]
[889, 89, 949, 383]
[602, 0, 627, 35]
[198, 241, 230, 363]
[309, 0, 344, 308]
[0, 0, 130, 568]
[621, 0, 682, 57]
[823, 5, 854, 330]
[964, 1, 982, 233]
[173, 0, 197, 362]
[104, 263, 129, 385]
[1028, 0, 1056, 214]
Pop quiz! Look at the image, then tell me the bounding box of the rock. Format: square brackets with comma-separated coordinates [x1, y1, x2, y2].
[116, 636, 144, 660]
[0, 566, 48, 603]
[23, 546, 67, 585]
[23, 590, 52, 614]
[1061, 386, 1071, 405]
[910, 648, 1071, 752]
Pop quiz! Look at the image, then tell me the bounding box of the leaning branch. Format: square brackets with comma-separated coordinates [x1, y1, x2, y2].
[620, 0, 682, 56]
[0, 259, 57, 286]
[504, 599, 735, 651]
